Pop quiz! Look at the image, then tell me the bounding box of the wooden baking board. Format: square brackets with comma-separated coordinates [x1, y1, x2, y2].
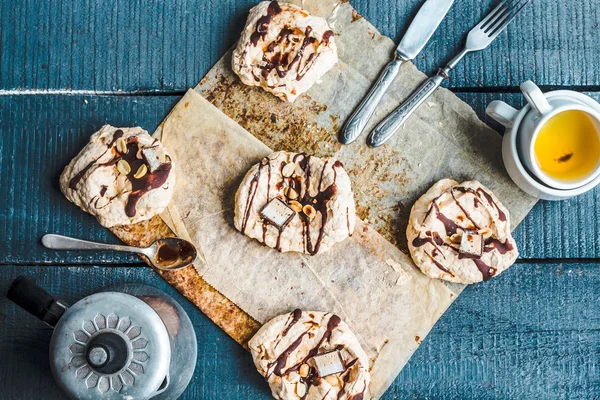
[111, 216, 260, 347]
[111, 0, 533, 355]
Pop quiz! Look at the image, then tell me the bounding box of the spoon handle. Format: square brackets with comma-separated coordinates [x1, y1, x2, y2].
[42, 234, 143, 254]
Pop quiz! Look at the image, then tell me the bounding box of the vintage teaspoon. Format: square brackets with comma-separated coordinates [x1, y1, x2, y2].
[41, 233, 197, 271]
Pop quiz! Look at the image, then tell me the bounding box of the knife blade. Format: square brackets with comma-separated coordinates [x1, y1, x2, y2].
[339, 0, 455, 145]
[396, 0, 455, 60]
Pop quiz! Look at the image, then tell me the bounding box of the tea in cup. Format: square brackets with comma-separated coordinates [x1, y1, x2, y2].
[533, 108, 600, 184]
[489, 81, 600, 190]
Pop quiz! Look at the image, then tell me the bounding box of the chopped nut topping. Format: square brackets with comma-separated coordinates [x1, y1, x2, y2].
[133, 164, 148, 179]
[299, 363, 310, 378]
[449, 233, 462, 243]
[295, 383, 306, 397]
[303, 204, 316, 219]
[478, 227, 493, 239]
[282, 162, 296, 177]
[117, 159, 131, 175]
[289, 200, 303, 212]
[285, 187, 299, 200]
[324, 375, 340, 386]
[115, 138, 128, 154]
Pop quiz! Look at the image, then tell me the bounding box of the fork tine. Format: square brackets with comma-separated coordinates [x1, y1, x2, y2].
[478, 0, 515, 30]
[477, 0, 509, 30]
[487, 0, 531, 37]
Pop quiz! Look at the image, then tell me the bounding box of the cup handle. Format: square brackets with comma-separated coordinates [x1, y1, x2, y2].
[520, 80, 552, 116]
[486, 100, 519, 128]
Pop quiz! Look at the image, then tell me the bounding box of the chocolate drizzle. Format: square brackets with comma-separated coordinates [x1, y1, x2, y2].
[484, 238, 514, 254]
[251, 3, 333, 83]
[120, 142, 171, 217]
[68, 128, 125, 189]
[335, 358, 360, 399]
[436, 209, 458, 236]
[476, 188, 507, 222]
[109, 129, 124, 145]
[282, 314, 341, 376]
[69, 160, 96, 189]
[68, 130, 171, 217]
[294, 27, 319, 81]
[451, 189, 480, 229]
[416, 184, 514, 280]
[241, 154, 344, 255]
[473, 259, 496, 281]
[250, 1, 282, 46]
[294, 155, 340, 255]
[264, 312, 367, 399]
[454, 186, 506, 222]
[241, 159, 266, 234]
[300, 183, 337, 255]
[282, 309, 302, 336]
[266, 331, 309, 379]
[427, 253, 452, 274]
[412, 231, 444, 248]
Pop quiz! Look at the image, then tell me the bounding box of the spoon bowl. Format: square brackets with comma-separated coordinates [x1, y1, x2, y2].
[146, 237, 197, 270]
[42, 234, 197, 271]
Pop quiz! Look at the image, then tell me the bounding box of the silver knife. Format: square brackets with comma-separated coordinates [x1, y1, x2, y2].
[339, 0, 455, 145]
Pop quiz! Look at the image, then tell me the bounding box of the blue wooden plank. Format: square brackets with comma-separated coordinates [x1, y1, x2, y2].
[1, 93, 599, 264]
[0, 265, 270, 400]
[0, 95, 179, 265]
[1, 0, 598, 92]
[1, 262, 598, 399]
[458, 92, 600, 260]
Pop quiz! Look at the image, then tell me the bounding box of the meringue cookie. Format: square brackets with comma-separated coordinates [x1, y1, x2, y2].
[60, 125, 175, 228]
[249, 310, 371, 400]
[234, 151, 355, 255]
[232, 1, 338, 102]
[407, 179, 518, 284]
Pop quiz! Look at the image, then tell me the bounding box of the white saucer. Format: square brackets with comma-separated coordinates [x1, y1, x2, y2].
[502, 91, 600, 201]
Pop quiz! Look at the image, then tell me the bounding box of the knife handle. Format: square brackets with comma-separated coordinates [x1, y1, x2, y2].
[367, 69, 447, 147]
[339, 55, 404, 144]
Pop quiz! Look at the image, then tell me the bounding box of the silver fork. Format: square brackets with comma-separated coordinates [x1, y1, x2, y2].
[368, 0, 532, 147]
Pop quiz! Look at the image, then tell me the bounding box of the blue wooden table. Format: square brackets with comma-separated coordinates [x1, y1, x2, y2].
[1, 0, 599, 398]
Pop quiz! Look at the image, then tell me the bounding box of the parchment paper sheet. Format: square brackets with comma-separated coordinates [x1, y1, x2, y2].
[157, 89, 457, 399]
[152, 1, 538, 398]
[196, 0, 537, 251]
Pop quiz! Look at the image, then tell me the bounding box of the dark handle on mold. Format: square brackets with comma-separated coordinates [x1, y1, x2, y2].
[7, 275, 68, 328]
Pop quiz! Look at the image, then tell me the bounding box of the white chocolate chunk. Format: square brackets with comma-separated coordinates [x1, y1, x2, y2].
[459, 230, 484, 258]
[261, 198, 295, 228]
[311, 350, 345, 377]
[142, 146, 166, 172]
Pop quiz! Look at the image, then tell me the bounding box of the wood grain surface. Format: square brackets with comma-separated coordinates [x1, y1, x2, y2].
[1, 262, 597, 399]
[1, 0, 599, 398]
[1, 94, 598, 263]
[1, 0, 599, 92]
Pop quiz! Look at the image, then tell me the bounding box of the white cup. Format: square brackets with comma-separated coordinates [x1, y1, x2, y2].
[488, 81, 600, 190]
[486, 87, 600, 200]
